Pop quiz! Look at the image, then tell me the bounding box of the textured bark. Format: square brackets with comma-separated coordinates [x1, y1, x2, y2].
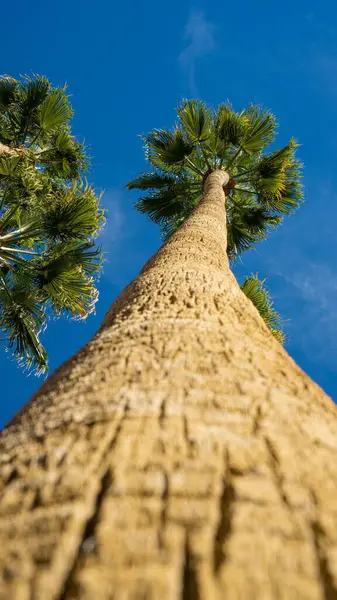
[0, 142, 20, 156]
[1, 170, 337, 600]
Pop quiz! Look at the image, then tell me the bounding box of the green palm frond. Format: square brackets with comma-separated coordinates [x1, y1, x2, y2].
[64, 243, 103, 276]
[42, 182, 105, 242]
[177, 99, 212, 142]
[0, 155, 22, 184]
[33, 243, 101, 319]
[240, 274, 286, 344]
[38, 88, 73, 132]
[226, 193, 281, 259]
[0, 209, 41, 270]
[0, 222, 40, 244]
[135, 189, 189, 224]
[35, 242, 102, 283]
[241, 106, 277, 154]
[0, 76, 18, 112]
[252, 142, 302, 215]
[0, 155, 21, 177]
[0, 277, 48, 373]
[254, 140, 296, 180]
[218, 104, 250, 147]
[273, 165, 303, 214]
[127, 172, 179, 191]
[204, 128, 228, 162]
[20, 75, 50, 113]
[38, 135, 88, 179]
[0, 204, 19, 230]
[53, 128, 77, 152]
[38, 265, 98, 319]
[145, 129, 194, 167]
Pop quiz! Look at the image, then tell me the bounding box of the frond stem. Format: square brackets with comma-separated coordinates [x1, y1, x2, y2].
[235, 187, 254, 194]
[198, 142, 211, 170]
[0, 246, 39, 256]
[184, 156, 204, 176]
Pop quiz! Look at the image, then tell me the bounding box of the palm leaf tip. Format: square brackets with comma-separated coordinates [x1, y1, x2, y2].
[177, 99, 212, 142]
[43, 182, 105, 242]
[0, 76, 18, 111]
[218, 104, 250, 146]
[240, 274, 286, 344]
[241, 106, 277, 153]
[38, 89, 73, 132]
[34, 242, 102, 320]
[126, 172, 178, 191]
[134, 189, 186, 224]
[0, 282, 48, 374]
[21, 75, 50, 111]
[145, 129, 194, 167]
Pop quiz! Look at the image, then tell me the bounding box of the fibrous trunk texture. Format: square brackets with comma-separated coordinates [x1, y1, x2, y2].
[0, 142, 17, 156]
[1, 170, 337, 600]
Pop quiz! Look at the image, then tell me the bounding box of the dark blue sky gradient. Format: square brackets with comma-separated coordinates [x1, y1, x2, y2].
[1, 0, 337, 426]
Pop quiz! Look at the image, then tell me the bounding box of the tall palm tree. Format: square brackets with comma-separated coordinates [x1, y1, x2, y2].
[128, 101, 300, 343]
[0, 100, 337, 600]
[0, 75, 104, 373]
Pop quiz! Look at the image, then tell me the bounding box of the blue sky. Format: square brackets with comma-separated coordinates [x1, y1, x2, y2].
[1, 0, 337, 426]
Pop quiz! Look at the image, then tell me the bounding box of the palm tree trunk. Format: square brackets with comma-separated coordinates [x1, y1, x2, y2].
[1, 169, 337, 600]
[0, 142, 17, 156]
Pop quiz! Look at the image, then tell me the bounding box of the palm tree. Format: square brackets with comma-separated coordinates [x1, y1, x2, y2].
[129, 100, 301, 256]
[0, 100, 337, 600]
[0, 75, 104, 373]
[128, 101, 300, 343]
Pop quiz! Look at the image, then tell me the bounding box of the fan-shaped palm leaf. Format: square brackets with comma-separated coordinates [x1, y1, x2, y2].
[177, 99, 212, 142]
[41, 182, 104, 242]
[218, 104, 250, 147]
[145, 129, 194, 167]
[38, 89, 73, 132]
[135, 189, 190, 224]
[0, 277, 47, 372]
[0, 77, 17, 112]
[127, 172, 179, 191]
[241, 106, 277, 153]
[20, 75, 50, 113]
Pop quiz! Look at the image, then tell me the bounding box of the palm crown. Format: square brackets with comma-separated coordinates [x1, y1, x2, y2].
[0, 75, 104, 373]
[127, 100, 302, 259]
[127, 100, 303, 342]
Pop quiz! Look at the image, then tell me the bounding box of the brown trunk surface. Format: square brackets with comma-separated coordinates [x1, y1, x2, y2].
[0, 142, 19, 157]
[0, 171, 337, 600]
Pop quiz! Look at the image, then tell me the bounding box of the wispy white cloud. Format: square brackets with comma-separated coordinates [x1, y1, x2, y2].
[98, 188, 160, 286]
[179, 9, 216, 95]
[98, 189, 126, 281]
[272, 261, 337, 367]
[283, 263, 337, 311]
[99, 189, 125, 250]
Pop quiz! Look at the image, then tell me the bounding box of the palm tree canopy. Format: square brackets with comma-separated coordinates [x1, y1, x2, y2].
[0, 75, 105, 373]
[127, 99, 303, 260]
